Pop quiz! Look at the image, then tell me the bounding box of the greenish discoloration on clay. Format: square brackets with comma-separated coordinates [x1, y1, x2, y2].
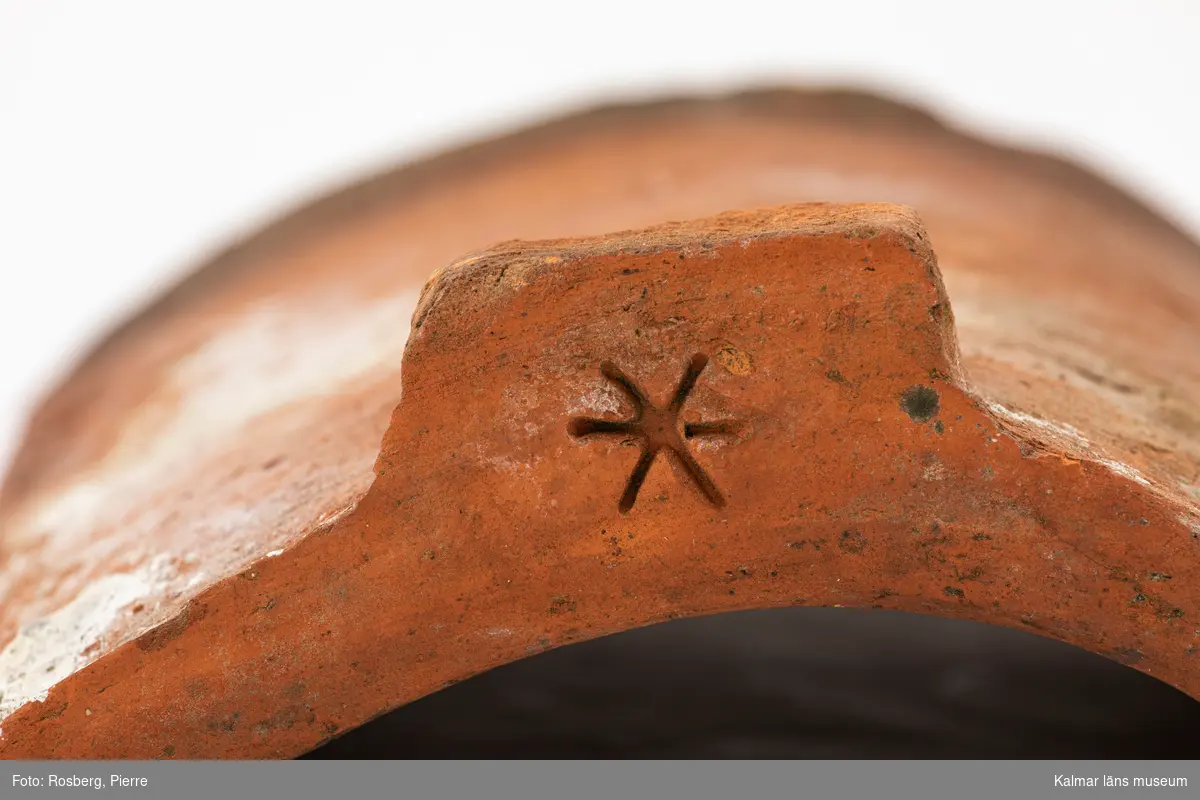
[900, 385, 940, 422]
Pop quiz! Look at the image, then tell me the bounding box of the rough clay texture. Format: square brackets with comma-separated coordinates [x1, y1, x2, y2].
[0, 89, 1199, 758]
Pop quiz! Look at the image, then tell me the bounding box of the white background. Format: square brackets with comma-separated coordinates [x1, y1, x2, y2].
[1, 0, 1198, 478]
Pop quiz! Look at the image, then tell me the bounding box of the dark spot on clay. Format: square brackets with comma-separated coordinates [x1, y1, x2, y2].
[971, 533, 992, 541]
[39, 702, 68, 721]
[1018, 441, 1043, 458]
[136, 602, 207, 652]
[1071, 363, 1137, 394]
[900, 385, 940, 422]
[934, 420, 945, 435]
[255, 705, 314, 734]
[161, 745, 176, 758]
[825, 368, 848, 384]
[1111, 647, 1144, 665]
[1148, 571, 1172, 582]
[956, 566, 985, 582]
[943, 586, 964, 597]
[548, 595, 577, 614]
[206, 713, 239, 733]
[253, 597, 277, 613]
[838, 529, 867, 554]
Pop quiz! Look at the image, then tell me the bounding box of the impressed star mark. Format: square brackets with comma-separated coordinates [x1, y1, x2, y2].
[568, 353, 741, 513]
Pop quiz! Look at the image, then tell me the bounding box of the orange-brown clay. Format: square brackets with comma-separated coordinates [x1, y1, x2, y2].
[1, 90, 1199, 759]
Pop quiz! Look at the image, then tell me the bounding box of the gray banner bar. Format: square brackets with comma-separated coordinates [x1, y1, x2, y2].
[5, 760, 1197, 799]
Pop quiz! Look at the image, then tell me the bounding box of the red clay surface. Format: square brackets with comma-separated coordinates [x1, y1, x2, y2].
[1, 91, 1198, 758]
